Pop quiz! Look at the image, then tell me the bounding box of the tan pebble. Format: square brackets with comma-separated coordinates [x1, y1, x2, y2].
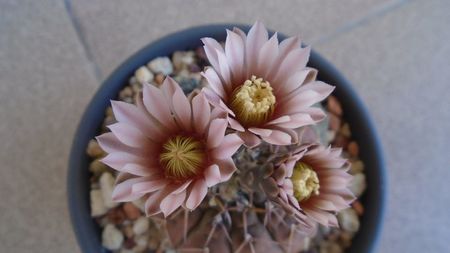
[100, 173, 119, 208]
[148, 236, 160, 250]
[102, 224, 124, 250]
[338, 208, 360, 233]
[105, 106, 114, 117]
[327, 95, 343, 116]
[131, 83, 142, 94]
[90, 189, 107, 217]
[339, 232, 353, 248]
[347, 141, 359, 157]
[86, 139, 105, 158]
[339, 123, 351, 138]
[350, 160, 364, 174]
[133, 217, 150, 235]
[135, 66, 154, 84]
[154, 73, 165, 85]
[349, 173, 366, 198]
[123, 202, 141, 220]
[352, 201, 364, 216]
[328, 113, 341, 131]
[103, 115, 116, 127]
[122, 224, 134, 238]
[89, 159, 108, 175]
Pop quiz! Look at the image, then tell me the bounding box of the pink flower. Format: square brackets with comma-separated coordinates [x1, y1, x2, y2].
[96, 77, 243, 217]
[263, 144, 355, 227]
[201, 21, 334, 147]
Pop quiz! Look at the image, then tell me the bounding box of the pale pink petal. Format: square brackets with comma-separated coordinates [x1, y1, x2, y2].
[272, 113, 315, 129]
[192, 93, 211, 134]
[298, 107, 326, 122]
[273, 47, 311, 86]
[132, 178, 167, 194]
[144, 184, 180, 216]
[142, 83, 177, 130]
[298, 81, 335, 97]
[228, 117, 245, 132]
[172, 87, 192, 131]
[204, 164, 221, 187]
[276, 69, 313, 96]
[214, 158, 237, 182]
[248, 127, 272, 137]
[186, 179, 208, 210]
[207, 118, 228, 148]
[160, 76, 180, 102]
[232, 27, 247, 42]
[96, 132, 148, 156]
[160, 191, 187, 217]
[261, 129, 292, 145]
[266, 115, 290, 125]
[202, 68, 227, 100]
[225, 30, 245, 84]
[303, 207, 330, 225]
[201, 37, 223, 73]
[267, 36, 301, 80]
[308, 199, 336, 211]
[108, 122, 147, 148]
[121, 163, 158, 177]
[219, 99, 235, 117]
[101, 152, 152, 171]
[111, 100, 165, 141]
[171, 180, 193, 195]
[237, 131, 261, 148]
[256, 33, 279, 77]
[112, 176, 150, 202]
[246, 21, 268, 76]
[202, 87, 222, 107]
[211, 133, 244, 159]
[278, 89, 326, 113]
[216, 49, 232, 92]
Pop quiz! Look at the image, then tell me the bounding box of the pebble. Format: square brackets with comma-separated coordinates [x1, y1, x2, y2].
[333, 134, 349, 148]
[105, 106, 114, 117]
[86, 140, 105, 158]
[338, 232, 353, 248]
[328, 113, 341, 131]
[89, 159, 108, 176]
[319, 241, 342, 253]
[99, 172, 119, 208]
[133, 217, 150, 235]
[338, 208, 360, 233]
[148, 236, 160, 250]
[347, 141, 359, 157]
[148, 57, 173, 75]
[327, 96, 343, 116]
[133, 234, 149, 252]
[123, 202, 141, 220]
[90, 189, 107, 217]
[107, 206, 126, 224]
[172, 51, 195, 70]
[154, 73, 165, 85]
[350, 160, 364, 174]
[122, 224, 134, 238]
[349, 173, 366, 198]
[119, 86, 133, 100]
[132, 198, 146, 213]
[135, 66, 154, 84]
[352, 201, 364, 216]
[339, 123, 351, 138]
[102, 224, 124, 250]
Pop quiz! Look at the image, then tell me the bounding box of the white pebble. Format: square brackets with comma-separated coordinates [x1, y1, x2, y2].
[132, 198, 146, 213]
[133, 217, 150, 235]
[90, 189, 107, 217]
[99, 172, 118, 209]
[349, 173, 366, 198]
[135, 66, 154, 84]
[320, 241, 342, 253]
[102, 224, 124, 250]
[133, 234, 149, 252]
[350, 160, 365, 174]
[338, 208, 360, 233]
[148, 57, 173, 75]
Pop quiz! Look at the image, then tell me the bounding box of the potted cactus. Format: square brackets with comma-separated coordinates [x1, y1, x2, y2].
[68, 23, 385, 253]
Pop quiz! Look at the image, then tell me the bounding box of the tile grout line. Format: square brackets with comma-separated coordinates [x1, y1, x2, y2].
[63, 0, 103, 82]
[312, 0, 412, 46]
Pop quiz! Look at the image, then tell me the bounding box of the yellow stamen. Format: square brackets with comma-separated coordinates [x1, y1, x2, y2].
[291, 162, 320, 202]
[159, 136, 205, 180]
[229, 75, 276, 127]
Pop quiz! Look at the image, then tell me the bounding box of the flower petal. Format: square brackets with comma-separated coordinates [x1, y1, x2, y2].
[172, 87, 192, 131]
[237, 131, 261, 148]
[273, 46, 311, 86]
[261, 129, 292, 145]
[248, 127, 272, 137]
[96, 132, 148, 156]
[121, 163, 158, 177]
[101, 152, 152, 171]
[142, 83, 177, 130]
[207, 118, 228, 148]
[211, 133, 244, 159]
[201, 37, 223, 74]
[214, 158, 237, 182]
[202, 68, 227, 100]
[246, 21, 268, 76]
[132, 178, 167, 194]
[204, 164, 221, 187]
[228, 117, 245, 132]
[111, 100, 165, 141]
[216, 49, 232, 92]
[186, 179, 208, 210]
[256, 33, 279, 77]
[108, 122, 147, 148]
[192, 93, 211, 134]
[111, 176, 150, 202]
[160, 191, 187, 217]
[225, 30, 245, 85]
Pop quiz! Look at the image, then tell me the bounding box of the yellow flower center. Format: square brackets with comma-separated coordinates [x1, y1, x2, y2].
[292, 162, 320, 202]
[159, 136, 205, 180]
[230, 75, 276, 127]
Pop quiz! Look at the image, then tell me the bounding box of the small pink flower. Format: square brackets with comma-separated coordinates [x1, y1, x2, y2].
[263, 144, 355, 227]
[97, 77, 243, 217]
[201, 22, 334, 147]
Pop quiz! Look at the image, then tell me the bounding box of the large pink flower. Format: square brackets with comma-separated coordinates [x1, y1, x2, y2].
[201, 22, 334, 147]
[263, 144, 355, 227]
[96, 77, 243, 217]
